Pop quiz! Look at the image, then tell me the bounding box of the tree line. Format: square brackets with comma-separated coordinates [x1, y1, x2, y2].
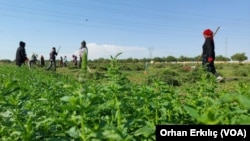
[89, 53, 248, 64]
[0, 52, 248, 64]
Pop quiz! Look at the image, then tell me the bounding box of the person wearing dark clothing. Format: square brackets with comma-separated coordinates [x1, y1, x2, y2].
[202, 29, 216, 74]
[15, 41, 28, 66]
[60, 56, 63, 67]
[46, 47, 57, 71]
[202, 28, 223, 82]
[72, 55, 77, 67]
[40, 55, 45, 67]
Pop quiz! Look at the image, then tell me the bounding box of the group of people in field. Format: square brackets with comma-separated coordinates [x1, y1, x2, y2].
[15, 40, 88, 72]
[15, 28, 224, 82]
[59, 56, 68, 67]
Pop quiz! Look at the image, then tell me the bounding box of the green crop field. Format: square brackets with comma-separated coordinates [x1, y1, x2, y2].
[0, 56, 250, 140]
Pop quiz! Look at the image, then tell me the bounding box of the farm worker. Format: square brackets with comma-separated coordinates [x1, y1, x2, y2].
[46, 47, 58, 71]
[79, 40, 88, 72]
[28, 52, 38, 68]
[72, 55, 78, 67]
[202, 28, 223, 82]
[60, 56, 63, 67]
[63, 56, 67, 67]
[15, 41, 28, 67]
[40, 55, 45, 67]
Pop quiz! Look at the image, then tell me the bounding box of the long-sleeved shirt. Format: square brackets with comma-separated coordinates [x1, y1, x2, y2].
[16, 46, 27, 64]
[49, 50, 57, 61]
[202, 37, 215, 61]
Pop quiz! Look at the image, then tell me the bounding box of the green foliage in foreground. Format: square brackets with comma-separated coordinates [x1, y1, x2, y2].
[0, 55, 250, 141]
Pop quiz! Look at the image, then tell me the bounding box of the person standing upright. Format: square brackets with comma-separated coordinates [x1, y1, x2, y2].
[40, 55, 45, 67]
[63, 56, 68, 67]
[202, 28, 223, 82]
[79, 40, 88, 71]
[46, 47, 57, 71]
[60, 56, 63, 67]
[15, 41, 28, 67]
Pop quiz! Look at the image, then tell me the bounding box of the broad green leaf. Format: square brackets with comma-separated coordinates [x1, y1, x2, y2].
[183, 105, 200, 119]
[66, 126, 79, 138]
[134, 126, 153, 137]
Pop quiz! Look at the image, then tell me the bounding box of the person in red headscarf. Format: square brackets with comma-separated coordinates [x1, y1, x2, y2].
[202, 28, 223, 82]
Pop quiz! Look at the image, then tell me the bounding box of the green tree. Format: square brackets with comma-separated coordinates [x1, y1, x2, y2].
[165, 56, 177, 63]
[153, 57, 163, 63]
[231, 53, 248, 63]
[215, 55, 231, 62]
[178, 56, 192, 62]
[126, 57, 133, 63]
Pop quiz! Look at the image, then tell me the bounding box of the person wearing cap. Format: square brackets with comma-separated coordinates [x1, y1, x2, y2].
[202, 28, 223, 82]
[15, 41, 28, 66]
[79, 40, 88, 70]
[46, 47, 58, 71]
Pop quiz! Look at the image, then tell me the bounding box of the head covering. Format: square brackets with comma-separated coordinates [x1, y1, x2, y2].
[19, 41, 25, 47]
[81, 40, 86, 47]
[203, 29, 213, 36]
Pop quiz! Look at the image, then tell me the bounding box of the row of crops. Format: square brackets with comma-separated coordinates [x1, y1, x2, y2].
[0, 56, 250, 140]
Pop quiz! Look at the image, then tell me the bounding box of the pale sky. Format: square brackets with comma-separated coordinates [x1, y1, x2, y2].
[0, 0, 249, 61]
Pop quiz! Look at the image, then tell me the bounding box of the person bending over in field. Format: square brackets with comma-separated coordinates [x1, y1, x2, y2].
[72, 55, 78, 67]
[63, 56, 68, 67]
[46, 47, 57, 71]
[202, 28, 223, 82]
[29, 52, 38, 68]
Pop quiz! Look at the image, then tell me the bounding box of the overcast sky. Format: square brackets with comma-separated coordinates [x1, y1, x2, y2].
[0, 0, 249, 61]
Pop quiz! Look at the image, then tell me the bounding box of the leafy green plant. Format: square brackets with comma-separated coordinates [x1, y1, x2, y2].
[0, 59, 250, 140]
